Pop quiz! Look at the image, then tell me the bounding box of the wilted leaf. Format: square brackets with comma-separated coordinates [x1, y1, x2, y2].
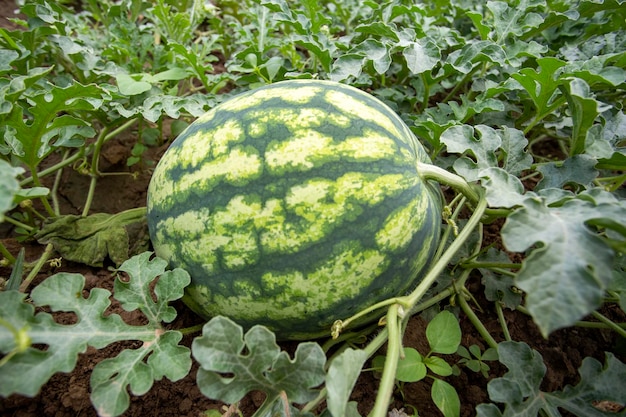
[35, 209, 149, 267]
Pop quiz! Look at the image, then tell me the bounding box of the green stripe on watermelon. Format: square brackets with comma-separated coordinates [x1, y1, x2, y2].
[147, 79, 443, 340]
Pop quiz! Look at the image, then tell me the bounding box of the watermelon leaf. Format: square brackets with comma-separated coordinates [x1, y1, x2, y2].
[478, 248, 524, 309]
[498, 126, 534, 175]
[34, 208, 149, 267]
[326, 348, 368, 417]
[535, 154, 599, 190]
[0, 159, 24, 221]
[440, 124, 502, 181]
[3, 81, 107, 168]
[402, 38, 441, 75]
[501, 192, 626, 335]
[192, 316, 326, 410]
[486, 0, 545, 42]
[0, 252, 192, 417]
[476, 341, 626, 417]
[478, 167, 528, 208]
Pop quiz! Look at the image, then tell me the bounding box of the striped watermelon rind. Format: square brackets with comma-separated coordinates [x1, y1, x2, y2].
[147, 80, 442, 340]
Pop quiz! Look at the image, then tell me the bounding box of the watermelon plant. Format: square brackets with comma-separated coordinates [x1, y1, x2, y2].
[1, 0, 626, 416]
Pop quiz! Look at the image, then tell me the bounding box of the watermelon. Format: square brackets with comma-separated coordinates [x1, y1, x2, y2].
[146, 80, 442, 340]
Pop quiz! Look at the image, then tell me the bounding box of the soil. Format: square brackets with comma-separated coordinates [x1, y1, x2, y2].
[1, 1, 625, 416]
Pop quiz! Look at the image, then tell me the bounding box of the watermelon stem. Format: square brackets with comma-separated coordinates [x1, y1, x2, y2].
[369, 304, 402, 417]
[402, 193, 487, 308]
[339, 193, 488, 417]
[82, 118, 139, 217]
[334, 189, 487, 337]
[434, 194, 467, 263]
[457, 283, 499, 350]
[416, 161, 481, 205]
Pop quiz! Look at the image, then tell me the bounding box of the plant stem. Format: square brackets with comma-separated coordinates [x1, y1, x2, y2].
[29, 168, 56, 218]
[433, 196, 465, 262]
[516, 305, 626, 335]
[573, 320, 626, 330]
[82, 119, 138, 216]
[89, 207, 147, 229]
[417, 161, 481, 205]
[461, 261, 521, 270]
[82, 173, 99, 217]
[441, 66, 480, 104]
[368, 304, 401, 417]
[0, 241, 16, 264]
[332, 296, 408, 335]
[178, 322, 205, 336]
[3, 215, 36, 233]
[303, 328, 392, 415]
[19, 243, 55, 292]
[495, 302, 512, 342]
[420, 72, 430, 110]
[591, 311, 626, 338]
[408, 285, 456, 317]
[403, 195, 487, 308]
[522, 98, 566, 135]
[19, 148, 85, 187]
[50, 149, 70, 216]
[457, 289, 499, 350]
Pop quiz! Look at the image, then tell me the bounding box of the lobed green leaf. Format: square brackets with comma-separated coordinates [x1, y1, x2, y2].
[477, 341, 626, 417]
[502, 194, 626, 335]
[0, 252, 191, 417]
[193, 316, 326, 409]
[326, 348, 368, 417]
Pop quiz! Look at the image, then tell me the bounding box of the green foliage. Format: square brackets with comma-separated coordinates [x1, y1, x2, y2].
[455, 345, 499, 378]
[0, 0, 625, 416]
[192, 315, 326, 416]
[0, 252, 191, 417]
[326, 348, 368, 417]
[0, 160, 23, 221]
[372, 311, 462, 417]
[476, 341, 626, 417]
[501, 190, 626, 335]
